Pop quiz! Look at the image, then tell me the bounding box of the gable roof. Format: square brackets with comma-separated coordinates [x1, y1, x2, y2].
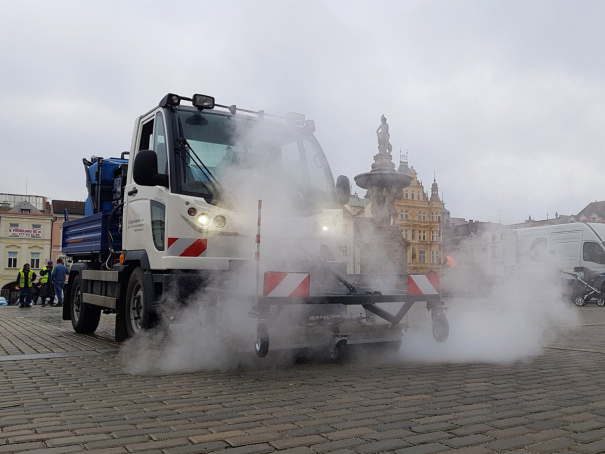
[576, 201, 605, 220]
[9, 201, 42, 214]
[52, 200, 86, 216]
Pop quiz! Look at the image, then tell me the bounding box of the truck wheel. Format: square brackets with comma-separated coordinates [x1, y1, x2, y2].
[432, 313, 449, 343]
[255, 323, 269, 358]
[125, 268, 152, 338]
[574, 296, 587, 307]
[70, 274, 101, 334]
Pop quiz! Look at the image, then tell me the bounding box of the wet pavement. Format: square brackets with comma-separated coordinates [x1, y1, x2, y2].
[1, 302, 605, 453]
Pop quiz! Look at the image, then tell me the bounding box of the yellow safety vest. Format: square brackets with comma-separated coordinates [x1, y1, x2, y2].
[40, 267, 51, 284]
[19, 270, 34, 288]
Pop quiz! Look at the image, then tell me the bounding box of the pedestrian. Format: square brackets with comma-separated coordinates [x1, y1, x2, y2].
[39, 261, 55, 307]
[51, 258, 68, 307]
[17, 263, 37, 308]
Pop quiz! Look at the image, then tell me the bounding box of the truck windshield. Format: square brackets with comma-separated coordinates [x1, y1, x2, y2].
[174, 110, 336, 214]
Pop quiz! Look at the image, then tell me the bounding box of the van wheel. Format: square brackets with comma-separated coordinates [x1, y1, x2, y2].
[70, 274, 101, 334]
[574, 296, 587, 307]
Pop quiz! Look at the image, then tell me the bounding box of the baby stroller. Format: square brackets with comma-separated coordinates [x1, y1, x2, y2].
[562, 267, 605, 307]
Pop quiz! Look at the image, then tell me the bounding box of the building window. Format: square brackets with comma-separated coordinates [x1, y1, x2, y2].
[8, 252, 18, 269]
[411, 192, 415, 200]
[404, 210, 408, 220]
[422, 212, 426, 221]
[417, 212, 421, 221]
[491, 246, 496, 257]
[422, 230, 426, 241]
[412, 248, 416, 261]
[32, 224, 41, 229]
[500, 232, 505, 240]
[9, 223, 19, 229]
[340, 245, 349, 256]
[343, 224, 349, 235]
[430, 212, 434, 222]
[404, 229, 408, 240]
[412, 230, 416, 240]
[21, 208, 30, 213]
[405, 190, 408, 199]
[419, 250, 426, 263]
[417, 191, 421, 200]
[30, 252, 40, 269]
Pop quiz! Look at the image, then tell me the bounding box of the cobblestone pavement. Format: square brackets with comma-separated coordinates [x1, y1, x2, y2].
[2, 303, 605, 453]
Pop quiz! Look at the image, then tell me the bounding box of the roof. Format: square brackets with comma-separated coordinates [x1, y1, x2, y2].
[576, 201, 605, 220]
[9, 201, 42, 214]
[52, 200, 86, 216]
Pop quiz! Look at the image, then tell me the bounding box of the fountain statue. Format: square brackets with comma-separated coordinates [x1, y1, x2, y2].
[353, 116, 412, 275]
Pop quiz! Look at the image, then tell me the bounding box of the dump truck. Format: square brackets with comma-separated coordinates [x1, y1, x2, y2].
[61, 93, 448, 360]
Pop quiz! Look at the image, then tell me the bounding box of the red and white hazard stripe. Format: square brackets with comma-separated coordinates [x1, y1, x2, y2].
[167, 238, 207, 257]
[407, 274, 439, 295]
[264, 272, 310, 297]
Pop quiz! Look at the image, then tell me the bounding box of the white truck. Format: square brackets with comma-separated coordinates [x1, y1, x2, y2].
[61, 93, 447, 359]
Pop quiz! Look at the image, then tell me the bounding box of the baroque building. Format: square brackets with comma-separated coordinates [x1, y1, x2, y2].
[393, 156, 443, 273]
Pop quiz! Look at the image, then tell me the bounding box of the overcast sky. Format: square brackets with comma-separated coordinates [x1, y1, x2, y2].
[1, 1, 603, 224]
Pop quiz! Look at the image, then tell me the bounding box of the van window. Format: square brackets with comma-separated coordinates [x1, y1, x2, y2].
[583, 242, 605, 265]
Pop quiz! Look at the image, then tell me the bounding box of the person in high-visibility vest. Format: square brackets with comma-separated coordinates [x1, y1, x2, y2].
[39, 261, 55, 307]
[17, 263, 37, 308]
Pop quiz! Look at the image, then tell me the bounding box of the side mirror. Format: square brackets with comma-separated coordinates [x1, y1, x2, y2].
[133, 150, 169, 187]
[336, 175, 350, 206]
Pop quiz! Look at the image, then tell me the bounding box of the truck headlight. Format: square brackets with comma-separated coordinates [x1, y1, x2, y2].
[197, 214, 210, 226]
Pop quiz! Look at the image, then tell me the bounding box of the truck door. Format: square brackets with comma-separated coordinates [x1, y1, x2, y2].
[581, 241, 605, 273]
[550, 231, 582, 273]
[124, 110, 169, 269]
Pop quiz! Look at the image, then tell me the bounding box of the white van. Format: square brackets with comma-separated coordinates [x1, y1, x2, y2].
[506, 222, 605, 278]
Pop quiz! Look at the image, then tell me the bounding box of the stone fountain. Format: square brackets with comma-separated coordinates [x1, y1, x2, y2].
[354, 115, 412, 277]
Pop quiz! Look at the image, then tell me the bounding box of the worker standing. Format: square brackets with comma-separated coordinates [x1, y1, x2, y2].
[17, 263, 37, 308]
[51, 258, 68, 307]
[39, 261, 55, 307]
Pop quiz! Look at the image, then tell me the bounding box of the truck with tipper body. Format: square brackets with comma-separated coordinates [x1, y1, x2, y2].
[61, 93, 448, 359]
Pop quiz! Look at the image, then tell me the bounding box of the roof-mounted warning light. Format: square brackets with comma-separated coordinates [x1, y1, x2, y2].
[192, 94, 215, 110]
[286, 112, 305, 127]
[159, 93, 181, 108]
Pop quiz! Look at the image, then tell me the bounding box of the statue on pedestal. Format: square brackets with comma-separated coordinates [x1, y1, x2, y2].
[376, 115, 393, 155]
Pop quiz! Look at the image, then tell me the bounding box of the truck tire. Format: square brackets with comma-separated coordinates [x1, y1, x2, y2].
[125, 268, 157, 338]
[70, 274, 101, 334]
[432, 312, 449, 343]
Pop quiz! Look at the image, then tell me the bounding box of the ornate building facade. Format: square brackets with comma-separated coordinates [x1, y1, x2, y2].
[393, 156, 443, 273]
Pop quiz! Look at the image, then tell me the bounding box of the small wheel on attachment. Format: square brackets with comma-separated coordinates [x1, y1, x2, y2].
[255, 323, 269, 358]
[329, 339, 347, 362]
[574, 295, 587, 307]
[597, 297, 605, 307]
[432, 313, 449, 343]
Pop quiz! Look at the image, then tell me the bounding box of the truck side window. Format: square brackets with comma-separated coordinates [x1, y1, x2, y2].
[583, 242, 605, 264]
[139, 119, 154, 151]
[153, 112, 168, 175]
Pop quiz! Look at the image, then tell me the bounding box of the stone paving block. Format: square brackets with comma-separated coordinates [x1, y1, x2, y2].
[443, 434, 492, 448]
[485, 436, 534, 451]
[572, 438, 605, 454]
[404, 431, 453, 445]
[487, 417, 531, 429]
[450, 423, 494, 436]
[84, 435, 150, 450]
[528, 428, 571, 441]
[46, 433, 111, 448]
[311, 438, 366, 453]
[324, 427, 376, 441]
[283, 425, 336, 437]
[486, 426, 534, 439]
[269, 435, 327, 450]
[8, 430, 74, 443]
[354, 438, 412, 453]
[163, 441, 228, 454]
[394, 443, 450, 454]
[564, 420, 605, 432]
[275, 448, 315, 454]
[525, 420, 568, 430]
[364, 428, 414, 440]
[0, 442, 46, 453]
[208, 443, 274, 454]
[411, 422, 457, 433]
[125, 438, 192, 452]
[18, 447, 83, 454]
[527, 438, 578, 453]
[71, 449, 126, 454]
[225, 432, 283, 447]
[190, 430, 248, 444]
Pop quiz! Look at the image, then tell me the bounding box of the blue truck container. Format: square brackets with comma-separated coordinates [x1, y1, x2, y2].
[62, 212, 122, 257]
